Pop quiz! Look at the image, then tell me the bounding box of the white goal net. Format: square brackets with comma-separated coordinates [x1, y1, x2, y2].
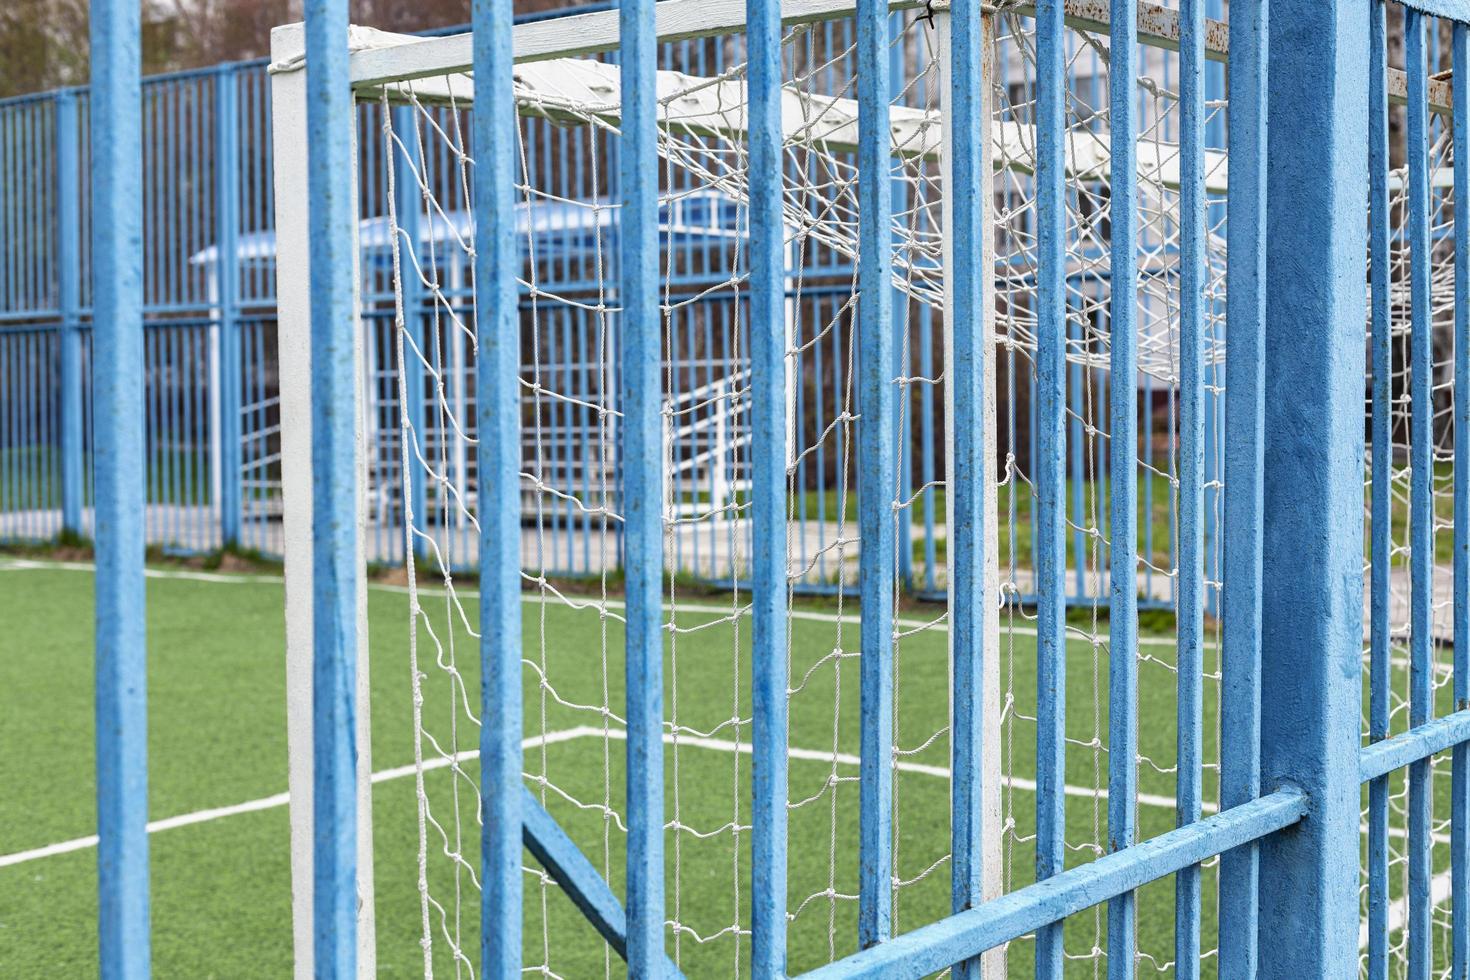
[355, 4, 1235, 977]
[265, 0, 1470, 974]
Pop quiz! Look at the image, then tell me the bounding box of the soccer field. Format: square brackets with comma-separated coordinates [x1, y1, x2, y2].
[1, 557, 1455, 977]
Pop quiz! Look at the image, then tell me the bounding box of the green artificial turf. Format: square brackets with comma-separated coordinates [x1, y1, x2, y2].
[0, 559, 1458, 976]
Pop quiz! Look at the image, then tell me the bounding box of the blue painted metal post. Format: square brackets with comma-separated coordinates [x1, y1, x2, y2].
[890, 20, 912, 597]
[619, 0, 666, 971]
[1033, 2, 1067, 977]
[919, 307, 938, 596]
[1452, 24, 1470, 980]
[56, 90, 84, 538]
[392, 104, 428, 564]
[1200, 0, 1226, 622]
[473, 0, 523, 974]
[1218, 0, 1269, 975]
[1257, 1, 1366, 975]
[1174, 3, 1205, 976]
[748, 0, 789, 973]
[1202, 380, 1218, 618]
[214, 67, 242, 547]
[1107, 2, 1139, 976]
[303, 0, 359, 973]
[1405, 15, 1434, 978]
[947, 2, 986, 977]
[91, 0, 149, 975]
[1068, 312, 1086, 601]
[1366, 5, 1391, 978]
[856, 0, 895, 949]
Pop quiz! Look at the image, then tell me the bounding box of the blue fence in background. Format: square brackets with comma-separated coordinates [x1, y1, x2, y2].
[0, 61, 278, 556]
[0, 2, 1228, 606]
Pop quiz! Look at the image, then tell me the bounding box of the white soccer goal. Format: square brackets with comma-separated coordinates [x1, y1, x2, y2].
[270, 1, 1234, 975]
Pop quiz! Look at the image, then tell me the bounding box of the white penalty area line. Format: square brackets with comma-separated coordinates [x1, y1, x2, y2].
[1, 716, 1452, 948]
[0, 725, 1182, 871]
[0, 556, 1189, 647]
[0, 727, 589, 870]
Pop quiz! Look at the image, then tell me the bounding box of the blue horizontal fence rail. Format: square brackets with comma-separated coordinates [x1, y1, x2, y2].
[804, 789, 1311, 980]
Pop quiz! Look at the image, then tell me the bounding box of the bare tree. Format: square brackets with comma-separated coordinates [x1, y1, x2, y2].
[0, 0, 589, 100]
[0, 0, 89, 97]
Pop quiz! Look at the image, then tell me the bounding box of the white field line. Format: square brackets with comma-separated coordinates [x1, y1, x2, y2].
[0, 791, 292, 868]
[0, 556, 289, 587]
[0, 557, 1189, 647]
[600, 727, 1206, 815]
[14, 559, 1452, 671]
[1, 725, 1189, 871]
[0, 727, 586, 870]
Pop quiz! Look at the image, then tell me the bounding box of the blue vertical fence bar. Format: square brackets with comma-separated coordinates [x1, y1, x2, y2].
[1453, 24, 1470, 980]
[1219, 0, 1269, 974]
[856, 0, 895, 949]
[1174, 2, 1205, 975]
[748, 0, 789, 972]
[619, 0, 666, 970]
[91, 0, 149, 975]
[56, 90, 84, 537]
[1200, 0, 1223, 622]
[1405, 15, 1434, 978]
[889, 25, 911, 597]
[473, 0, 523, 974]
[1365, 4, 1391, 977]
[215, 68, 242, 547]
[392, 104, 427, 563]
[919, 306, 937, 596]
[1106, 2, 1139, 976]
[947, 2, 985, 977]
[303, 0, 359, 972]
[1258, 0, 1366, 975]
[1033, 2, 1067, 977]
[1069, 315, 1085, 600]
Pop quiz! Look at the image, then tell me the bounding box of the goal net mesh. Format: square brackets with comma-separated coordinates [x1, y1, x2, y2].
[352, 5, 1444, 976]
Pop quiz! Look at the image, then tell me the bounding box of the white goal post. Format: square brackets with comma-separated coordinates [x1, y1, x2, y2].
[269, 21, 378, 978]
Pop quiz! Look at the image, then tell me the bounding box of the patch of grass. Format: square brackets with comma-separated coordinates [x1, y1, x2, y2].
[0, 557, 1455, 975]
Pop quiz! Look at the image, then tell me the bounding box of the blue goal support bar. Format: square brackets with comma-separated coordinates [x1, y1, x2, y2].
[471, 0, 525, 976]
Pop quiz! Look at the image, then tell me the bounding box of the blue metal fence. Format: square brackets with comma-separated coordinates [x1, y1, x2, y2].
[0, 58, 278, 558]
[0, 3, 1229, 609]
[49, 0, 1470, 976]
